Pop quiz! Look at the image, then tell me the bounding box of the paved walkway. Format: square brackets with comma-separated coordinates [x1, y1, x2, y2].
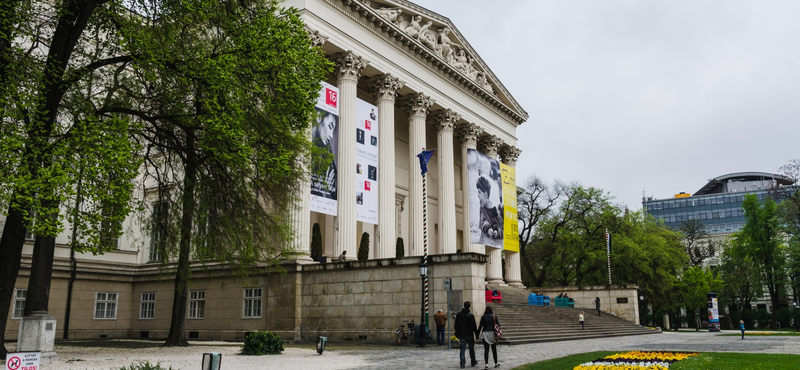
[15, 331, 800, 370]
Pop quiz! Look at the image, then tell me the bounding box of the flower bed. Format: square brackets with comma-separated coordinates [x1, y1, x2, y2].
[574, 351, 700, 369]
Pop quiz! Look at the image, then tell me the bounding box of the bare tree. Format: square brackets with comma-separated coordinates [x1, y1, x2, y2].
[517, 176, 563, 285]
[678, 219, 714, 266]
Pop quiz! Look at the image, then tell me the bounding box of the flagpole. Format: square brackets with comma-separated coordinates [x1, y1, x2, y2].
[606, 229, 612, 285]
[422, 150, 429, 328]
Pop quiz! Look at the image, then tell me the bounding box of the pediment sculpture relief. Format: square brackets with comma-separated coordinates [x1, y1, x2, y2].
[367, 3, 495, 95]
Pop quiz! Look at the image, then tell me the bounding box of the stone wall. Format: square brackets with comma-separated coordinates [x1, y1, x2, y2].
[4, 253, 486, 341]
[298, 253, 487, 340]
[534, 285, 641, 324]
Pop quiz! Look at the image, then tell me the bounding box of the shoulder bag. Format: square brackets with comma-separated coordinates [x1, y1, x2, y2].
[493, 314, 502, 339]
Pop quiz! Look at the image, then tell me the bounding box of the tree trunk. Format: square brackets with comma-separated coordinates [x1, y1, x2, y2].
[164, 158, 197, 347]
[24, 211, 58, 315]
[0, 208, 27, 359]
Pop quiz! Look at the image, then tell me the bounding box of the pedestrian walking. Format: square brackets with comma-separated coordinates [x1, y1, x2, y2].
[595, 297, 601, 316]
[579, 311, 585, 330]
[434, 309, 448, 346]
[477, 306, 501, 368]
[740, 320, 745, 340]
[455, 301, 479, 368]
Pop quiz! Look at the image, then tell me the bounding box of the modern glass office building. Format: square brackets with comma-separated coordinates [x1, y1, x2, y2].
[643, 172, 795, 234]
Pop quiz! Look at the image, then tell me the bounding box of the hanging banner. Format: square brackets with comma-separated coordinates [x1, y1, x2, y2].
[355, 99, 379, 224]
[467, 149, 504, 248]
[500, 163, 518, 252]
[310, 82, 339, 216]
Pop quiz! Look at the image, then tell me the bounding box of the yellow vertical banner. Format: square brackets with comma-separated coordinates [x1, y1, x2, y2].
[500, 163, 519, 252]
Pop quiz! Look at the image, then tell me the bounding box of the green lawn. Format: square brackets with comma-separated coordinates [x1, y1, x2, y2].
[512, 352, 800, 370]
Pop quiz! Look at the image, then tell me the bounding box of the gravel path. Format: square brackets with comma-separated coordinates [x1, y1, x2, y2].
[5, 331, 799, 370]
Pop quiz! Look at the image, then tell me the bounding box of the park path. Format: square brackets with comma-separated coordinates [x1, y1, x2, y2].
[18, 331, 800, 370]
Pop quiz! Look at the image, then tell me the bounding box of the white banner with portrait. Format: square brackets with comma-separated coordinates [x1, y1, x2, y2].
[355, 99, 379, 224]
[310, 82, 339, 216]
[467, 149, 504, 248]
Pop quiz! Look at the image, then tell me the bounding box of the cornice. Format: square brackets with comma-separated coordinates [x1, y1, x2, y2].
[323, 0, 526, 125]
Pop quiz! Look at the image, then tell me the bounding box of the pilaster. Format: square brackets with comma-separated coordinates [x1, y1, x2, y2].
[335, 51, 368, 260]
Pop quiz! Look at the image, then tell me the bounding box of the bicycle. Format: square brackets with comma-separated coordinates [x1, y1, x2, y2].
[396, 319, 415, 345]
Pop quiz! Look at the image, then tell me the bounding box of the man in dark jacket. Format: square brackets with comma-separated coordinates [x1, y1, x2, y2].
[595, 297, 601, 316]
[455, 301, 479, 368]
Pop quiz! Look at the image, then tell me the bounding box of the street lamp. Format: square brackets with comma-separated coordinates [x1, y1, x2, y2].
[418, 263, 428, 347]
[794, 301, 798, 333]
[639, 295, 645, 327]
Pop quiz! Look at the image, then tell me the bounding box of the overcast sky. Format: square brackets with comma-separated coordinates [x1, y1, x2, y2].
[414, 0, 800, 209]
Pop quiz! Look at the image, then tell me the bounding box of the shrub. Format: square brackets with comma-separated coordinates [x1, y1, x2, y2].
[396, 237, 404, 258]
[113, 362, 175, 370]
[358, 232, 370, 261]
[311, 223, 323, 258]
[241, 331, 285, 355]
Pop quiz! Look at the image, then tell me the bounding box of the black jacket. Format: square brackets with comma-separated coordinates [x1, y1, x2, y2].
[478, 314, 500, 333]
[454, 308, 478, 339]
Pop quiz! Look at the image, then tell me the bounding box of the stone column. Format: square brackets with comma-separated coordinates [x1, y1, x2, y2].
[335, 51, 368, 259]
[457, 122, 483, 254]
[480, 135, 505, 286]
[402, 93, 434, 256]
[500, 145, 524, 287]
[289, 165, 313, 262]
[431, 109, 460, 255]
[370, 74, 404, 259]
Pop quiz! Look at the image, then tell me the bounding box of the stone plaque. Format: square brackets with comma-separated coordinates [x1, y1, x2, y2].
[448, 290, 462, 312]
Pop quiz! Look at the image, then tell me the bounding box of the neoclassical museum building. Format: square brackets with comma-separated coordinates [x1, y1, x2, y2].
[4, 0, 527, 341]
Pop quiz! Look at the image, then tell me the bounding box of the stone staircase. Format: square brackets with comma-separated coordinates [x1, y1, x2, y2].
[485, 286, 658, 345]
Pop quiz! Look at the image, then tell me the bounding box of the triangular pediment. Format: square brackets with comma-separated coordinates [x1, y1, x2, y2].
[340, 0, 528, 124]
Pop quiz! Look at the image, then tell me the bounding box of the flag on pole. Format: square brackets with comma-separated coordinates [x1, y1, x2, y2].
[417, 149, 436, 175]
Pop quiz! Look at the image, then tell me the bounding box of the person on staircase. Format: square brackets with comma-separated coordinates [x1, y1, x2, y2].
[477, 306, 501, 368]
[579, 311, 585, 330]
[595, 297, 602, 316]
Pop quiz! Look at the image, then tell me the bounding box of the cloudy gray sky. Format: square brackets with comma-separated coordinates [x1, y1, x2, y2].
[415, 0, 800, 209]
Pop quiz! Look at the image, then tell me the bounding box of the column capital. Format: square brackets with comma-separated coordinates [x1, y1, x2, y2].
[304, 26, 328, 48]
[335, 51, 368, 83]
[500, 145, 522, 167]
[430, 109, 461, 133]
[479, 135, 502, 158]
[370, 74, 405, 102]
[401, 92, 434, 119]
[457, 122, 483, 146]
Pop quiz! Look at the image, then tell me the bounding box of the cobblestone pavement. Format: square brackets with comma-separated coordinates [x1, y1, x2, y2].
[347, 331, 800, 369]
[13, 331, 800, 370]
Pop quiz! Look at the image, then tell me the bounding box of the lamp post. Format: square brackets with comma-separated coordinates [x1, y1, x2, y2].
[794, 301, 798, 333]
[418, 263, 428, 347]
[639, 295, 645, 327]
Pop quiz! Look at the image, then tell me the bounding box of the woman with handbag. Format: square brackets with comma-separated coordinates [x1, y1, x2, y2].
[477, 306, 501, 368]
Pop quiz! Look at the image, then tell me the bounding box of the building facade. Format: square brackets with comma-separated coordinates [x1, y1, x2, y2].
[3, 0, 528, 341]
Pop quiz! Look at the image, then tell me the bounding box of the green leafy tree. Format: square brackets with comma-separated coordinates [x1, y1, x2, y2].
[774, 159, 800, 306]
[396, 237, 404, 258]
[310, 223, 323, 259]
[0, 0, 142, 358]
[718, 238, 762, 328]
[516, 176, 564, 285]
[733, 194, 786, 328]
[103, 0, 332, 346]
[358, 232, 370, 261]
[678, 266, 723, 330]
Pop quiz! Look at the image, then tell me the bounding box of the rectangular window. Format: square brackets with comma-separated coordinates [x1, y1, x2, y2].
[140, 293, 155, 319]
[149, 202, 168, 262]
[95, 292, 118, 319]
[188, 290, 206, 319]
[12, 289, 26, 319]
[243, 288, 262, 318]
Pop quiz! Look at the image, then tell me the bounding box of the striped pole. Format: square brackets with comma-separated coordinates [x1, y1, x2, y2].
[606, 229, 612, 285]
[422, 154, 429, 328]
